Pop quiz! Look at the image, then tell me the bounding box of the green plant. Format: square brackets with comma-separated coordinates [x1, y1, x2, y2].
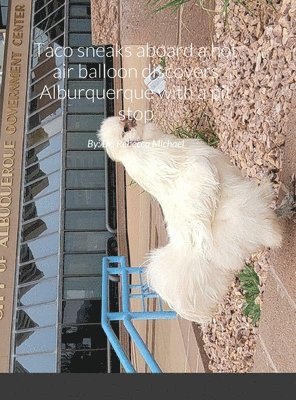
[148, 0, 190, 12]
[173, 126, 219, 148]
[159, 56, 166, 73]
[238, 264, 261, 324]
[148, 0, 276, 20]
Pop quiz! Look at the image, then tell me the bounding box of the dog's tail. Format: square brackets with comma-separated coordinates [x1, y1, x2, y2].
[145, 243, 234, 324]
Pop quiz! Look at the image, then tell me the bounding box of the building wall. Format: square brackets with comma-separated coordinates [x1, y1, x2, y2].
[0, 0, 33, 373]
[0, 0, 119, 373]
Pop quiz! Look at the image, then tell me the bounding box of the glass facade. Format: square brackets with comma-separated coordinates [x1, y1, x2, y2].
[10, 0, 119, 373]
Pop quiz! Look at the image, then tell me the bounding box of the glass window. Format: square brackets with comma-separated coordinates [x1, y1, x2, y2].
[34, 0, 52, 13]
[65, 211, 106, 231]
[18, 278, 58, 307]
[24, 173, 60, 204]
[66, 132, 100, 150]
[34, 18, 64, 43]
[32, 34, 64, 68]
[65, 232, 111, 253]
[26, 133, 62, 166]
[20, 233, 59, 264]
[19, 254, 59, 283]
[0, 3, 8, 29]
[69, 33, 92, 47]
[22, 211, 60, 242]
[68, 48, 104, 63]
[28, 101, 62, 131]
[66, 170, 105, 189]
[66, 151, 105, 169]
[31, 55, 64, 84]
[67, 97, 105, 114]
[63, 276, 102, 300]
[62, 325, 107, 351]
[14, 353, 57, 373]
[29, 88, 60, 114]
[67, 114, 104, 132]
[61, 350, 107, 373]
[15, 327, 57, 355]
[30, 72, 64, 99]
[64, 254, 103, 276]
[70, 5, 91, 18]
[67, 80, 104, 96]
[27, 115, 63, 145]
[65, 189, 105, 209]
[25, 152, 61, 183]
[16, 302, 58, 330]
[68, 63, 104, 79]
[67, 114, 104, 131]
[62, 299, 101, 324]
[69, 18, 91, 32]
[70, 0, 91, 3]
[67, 63, 103, 80]
[34, 1, 64, 29]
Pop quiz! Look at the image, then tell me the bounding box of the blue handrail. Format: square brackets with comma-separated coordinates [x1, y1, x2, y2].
[101, 256, 177, 373]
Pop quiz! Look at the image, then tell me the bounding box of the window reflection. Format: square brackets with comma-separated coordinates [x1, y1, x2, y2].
[66, 132, 99, 150]
[69, 33, 92, 47]
[22, 211, 60, 242]
[20, 233, 59, 263]
[66, 151, 105, 169]
[67, 97, 105, 114]
[26, 133, 62, 166]
[70, 5, 91, 18]
[18, 278, 58, 307]
[65, 190, 105, 209]
[27, 115, 63, 146]
[69, 18, 91, 33]
[65, 211, 106, 231]
[15, 327, 57, 355]
[29, 101, 62, 131]
[65, 232, 111, 253]
[64, 254, 103, 276]
[14, 353, 57, 373]
[62, 325, 107, 351]
[62, 299, 101, 324]
[34, 0, 52, 14]
[32, 35, 64, 68]
[24, 173, 60, 204]
[31, 55, 64, 84]
[16, 302, 58, 330]
[25, 152, 61, 183]
[63, 276, 102, 300]
[61, 350, 107, 373]
[34, 1, 64, 31]
[67, 80, 104, 95]
[19, 254, 58, 283]
[34, 18, 64, 44]
[67, 114, 103, 131]
[66, 170, 105, 189]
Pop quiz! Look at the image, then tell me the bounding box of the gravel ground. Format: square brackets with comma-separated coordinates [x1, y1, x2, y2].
[149, 0, 295, 372]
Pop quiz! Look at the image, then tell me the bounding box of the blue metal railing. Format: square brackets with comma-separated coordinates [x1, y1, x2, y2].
[101, 256, 177, 373]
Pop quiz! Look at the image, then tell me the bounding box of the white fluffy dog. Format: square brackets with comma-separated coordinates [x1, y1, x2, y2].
[99, 115, 283, 324]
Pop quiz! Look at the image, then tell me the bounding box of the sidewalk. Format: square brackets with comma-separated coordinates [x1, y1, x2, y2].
[121, 46, 207, 372]
[252, 99, 296, 373]
[91, 0, 214, 47]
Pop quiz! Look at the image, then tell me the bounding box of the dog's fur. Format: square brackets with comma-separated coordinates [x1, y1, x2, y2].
[99, 116, 282, 324]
